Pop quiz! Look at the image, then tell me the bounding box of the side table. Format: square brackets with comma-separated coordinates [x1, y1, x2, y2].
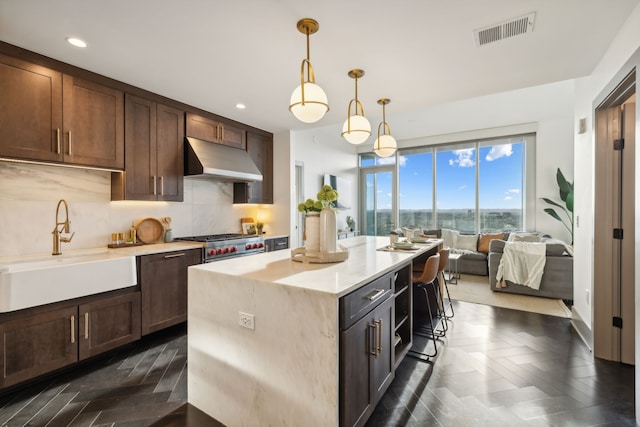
[447, 253, 462, 284]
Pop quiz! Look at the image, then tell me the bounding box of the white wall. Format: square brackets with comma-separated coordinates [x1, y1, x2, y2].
[572, 4, 640, 331]
[0, 161, 259, 258]
[290, 128, 360, 236]
[571, 4, 640, 422]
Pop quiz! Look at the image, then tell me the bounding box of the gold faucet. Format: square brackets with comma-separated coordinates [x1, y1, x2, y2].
[52, 199, 75, 255]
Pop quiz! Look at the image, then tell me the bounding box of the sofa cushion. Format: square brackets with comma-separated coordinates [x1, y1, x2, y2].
[508, 232, 542, 242]
[458, 251, 487, 261]
[477, 233, 504, 253]
[441, 228, 458, 248]
[456, 233, 477, 251]
[489, 239, 570, 256]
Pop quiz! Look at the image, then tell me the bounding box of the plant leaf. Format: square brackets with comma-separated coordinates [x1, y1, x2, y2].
[544, 208, 563, 222]
[565, 191, 574, 212]
[556, 168, 572, 202]
[541, 197, 566, 211]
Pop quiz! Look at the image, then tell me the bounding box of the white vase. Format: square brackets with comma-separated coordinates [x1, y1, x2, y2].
[320, 206, 337, 254]
[304, 212, 320, 256]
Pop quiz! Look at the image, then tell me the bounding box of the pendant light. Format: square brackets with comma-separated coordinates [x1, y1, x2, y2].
[289, 18, 329, 123]
[373, 98, 397, 157]
[341, 69, 371, 144]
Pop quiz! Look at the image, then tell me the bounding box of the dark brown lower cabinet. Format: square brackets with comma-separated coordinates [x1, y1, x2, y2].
[0, 290, 141, 390]
[340, 294, 394, 427]
[78, 292, 141, 360]
[0, 306, 77, 388]
[139, 249, 202, 335]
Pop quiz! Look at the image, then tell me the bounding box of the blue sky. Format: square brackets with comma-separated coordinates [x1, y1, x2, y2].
[370, 143, 524, 210]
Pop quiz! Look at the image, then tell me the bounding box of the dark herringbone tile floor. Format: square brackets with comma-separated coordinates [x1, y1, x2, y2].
[0, 302, 635, 426]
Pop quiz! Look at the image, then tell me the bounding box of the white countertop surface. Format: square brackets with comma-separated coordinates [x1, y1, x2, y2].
[190, 235, 440, 297]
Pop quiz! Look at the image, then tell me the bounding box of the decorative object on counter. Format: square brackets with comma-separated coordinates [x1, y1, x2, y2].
[294, 184, 342, 262]
[389, 231, 399, 245]
[289, 18, 329, 124]
[291, 245, 349, 263]
[161, 216, 173, 242]
[346, 216, 356, 232]
[129, 223, 137, 244]
[134, 217, 164, 244]
[256, 222, 264, 234]
[373, 98, 397, 158]
[342, 69, 371, 144]
[240, 217, 257, 235]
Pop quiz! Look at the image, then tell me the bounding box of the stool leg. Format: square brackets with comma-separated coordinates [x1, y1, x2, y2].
[408, 283, 439, 360]
[440, 270, 455, 319]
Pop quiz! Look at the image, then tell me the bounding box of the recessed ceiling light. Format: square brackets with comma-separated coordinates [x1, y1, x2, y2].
[66, 37, 87, 48]
[236, 103, 246, 109]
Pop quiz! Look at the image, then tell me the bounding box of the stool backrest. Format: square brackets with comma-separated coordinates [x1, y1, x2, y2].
[438, 249, 450, 273]
[414, 253, 440, 284]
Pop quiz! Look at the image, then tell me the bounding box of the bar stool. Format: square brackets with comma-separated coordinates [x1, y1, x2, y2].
[437, 249, 455, 319]
[408, 253, 443, 361]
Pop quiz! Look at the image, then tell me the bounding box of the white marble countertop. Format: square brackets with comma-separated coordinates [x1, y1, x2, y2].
[190, 235, 440, 297]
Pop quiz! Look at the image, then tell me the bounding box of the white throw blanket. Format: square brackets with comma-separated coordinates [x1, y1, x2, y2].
[496, 241, 547, 290]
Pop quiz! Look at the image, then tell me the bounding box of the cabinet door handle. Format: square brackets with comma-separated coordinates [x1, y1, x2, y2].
[164, 253, 186, 259]
[70, 315, 75, 344]
[84, 312, 89, 340]
[368, 322, 377, 356]
[56, 128, 61, 154]
[220, 124, 224, 141]
[68, 131, 72, 155]
[376, 319, 383, 355]
[365, 288, 385, 301]
[152, 176, 157, 196]
[160, 176, 164, 196]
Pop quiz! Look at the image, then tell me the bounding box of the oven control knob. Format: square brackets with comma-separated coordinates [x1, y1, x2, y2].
[246, 244, 252, 250]
[252, 243, 258, 249]
[223, 247, 230, 254]
[209, 249, 215, 256]
[216, 248, 223, 255]
[230, 246, 237, 253]
[258, 243, 264, 248]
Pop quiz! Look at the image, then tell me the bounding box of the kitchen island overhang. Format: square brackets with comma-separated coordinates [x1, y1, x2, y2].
[187, 236, 441, 426]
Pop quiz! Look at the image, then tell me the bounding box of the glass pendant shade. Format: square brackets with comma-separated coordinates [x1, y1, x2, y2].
[342, 114, 371, 144]
[290, 82, 329, 123]
[373, 134, 397, 157]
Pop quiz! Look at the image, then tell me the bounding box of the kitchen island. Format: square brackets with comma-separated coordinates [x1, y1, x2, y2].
[187, 236, 441, 427]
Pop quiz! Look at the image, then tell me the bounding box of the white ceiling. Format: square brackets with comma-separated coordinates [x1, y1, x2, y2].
[1, 0, 638, 140]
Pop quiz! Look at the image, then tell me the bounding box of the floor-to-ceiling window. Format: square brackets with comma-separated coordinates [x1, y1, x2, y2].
[360, 133, 532, 234]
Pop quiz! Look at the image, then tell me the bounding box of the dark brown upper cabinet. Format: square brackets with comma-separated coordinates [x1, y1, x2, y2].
[111, 94, 184, 201]
[0, 52, 124, 169]
[233, 131, 274, 204]
[186, 112, 246, 150]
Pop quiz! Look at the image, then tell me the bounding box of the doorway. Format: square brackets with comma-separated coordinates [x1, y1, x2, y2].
[359, 166, 396, 236]
[593, 70, 636, 364]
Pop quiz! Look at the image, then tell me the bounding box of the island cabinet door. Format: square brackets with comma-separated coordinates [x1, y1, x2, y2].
[0, 306, 78, 388]
[340, 296, 394, 427]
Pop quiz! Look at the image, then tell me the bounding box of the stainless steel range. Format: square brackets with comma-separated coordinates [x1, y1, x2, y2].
[175, 233, 264, 263]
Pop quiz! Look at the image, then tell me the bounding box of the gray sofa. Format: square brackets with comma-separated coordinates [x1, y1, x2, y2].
[488, 239, 573, 300]
[422, 229, 508, 276]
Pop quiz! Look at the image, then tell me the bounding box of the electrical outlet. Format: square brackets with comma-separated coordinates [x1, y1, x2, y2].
[239, 312, 255, 330]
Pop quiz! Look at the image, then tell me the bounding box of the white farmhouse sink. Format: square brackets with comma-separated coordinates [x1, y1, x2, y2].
[0, 252, 137, 313]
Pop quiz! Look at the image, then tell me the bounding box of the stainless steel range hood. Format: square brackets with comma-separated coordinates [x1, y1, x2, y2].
[184, 137, 262, 182]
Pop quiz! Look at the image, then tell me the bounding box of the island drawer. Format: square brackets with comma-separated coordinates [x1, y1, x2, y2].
[340, 272, 393, 330]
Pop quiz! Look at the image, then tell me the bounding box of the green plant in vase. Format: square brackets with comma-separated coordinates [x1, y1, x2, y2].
[541, 168, 574, 244]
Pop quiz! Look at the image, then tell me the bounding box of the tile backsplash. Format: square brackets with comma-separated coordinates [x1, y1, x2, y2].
[0, 162, 257, 257]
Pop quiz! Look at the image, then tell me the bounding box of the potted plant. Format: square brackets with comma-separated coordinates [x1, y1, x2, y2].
[541, 168, 574, 244]
[346, 216, 355, 232]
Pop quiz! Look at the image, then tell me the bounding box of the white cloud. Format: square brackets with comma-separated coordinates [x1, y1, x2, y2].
[485, 144, 513, 161]
[449, 149, 475, 167]
[506, 188, 520, 194]
[377, 155, 406, 166]
[458, 185, 468, 191]
[504, 196, 513, 201]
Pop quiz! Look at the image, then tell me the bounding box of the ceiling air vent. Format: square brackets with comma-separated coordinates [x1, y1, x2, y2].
[474, 12, 536, 47]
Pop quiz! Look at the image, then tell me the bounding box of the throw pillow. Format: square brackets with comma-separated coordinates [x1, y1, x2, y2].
[456, 233, 478, 251]
[477, 233, 504, 253]
[510, 233, 541, 243]
[441, 228, 458, 249]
